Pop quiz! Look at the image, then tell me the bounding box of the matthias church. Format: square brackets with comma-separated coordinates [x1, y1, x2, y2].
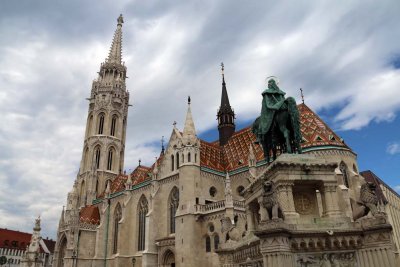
[53, 15, 400, 267]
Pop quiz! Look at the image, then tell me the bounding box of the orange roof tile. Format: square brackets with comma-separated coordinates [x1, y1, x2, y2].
[200, 103, 350, 172]
[0, 228, 55, 253]
[79, 205, 100, 225]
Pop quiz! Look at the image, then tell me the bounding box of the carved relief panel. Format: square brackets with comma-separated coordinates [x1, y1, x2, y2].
[296, 251, 357, 267]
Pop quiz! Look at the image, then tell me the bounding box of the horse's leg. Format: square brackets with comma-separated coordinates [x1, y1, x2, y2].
[277, 112, 292, 153]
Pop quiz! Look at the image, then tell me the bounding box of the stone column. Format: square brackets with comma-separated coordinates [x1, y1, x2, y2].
[246, 207, 255, 232]
[258, 196, 268, 221]
[278, 183, 298, 222]
[322, 183, 341, 217]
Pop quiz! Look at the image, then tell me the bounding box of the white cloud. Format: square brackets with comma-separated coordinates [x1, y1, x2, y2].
[1, 0, 400, 238]
[387, 142, 400, 155]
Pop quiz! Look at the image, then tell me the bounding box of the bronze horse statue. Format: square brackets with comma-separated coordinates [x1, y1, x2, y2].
[252, 79, 302, 162]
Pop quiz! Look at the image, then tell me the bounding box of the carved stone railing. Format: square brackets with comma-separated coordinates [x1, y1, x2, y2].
[194, 200, 246, 214]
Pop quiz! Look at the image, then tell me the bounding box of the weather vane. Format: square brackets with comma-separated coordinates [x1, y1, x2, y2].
[221, 62, 224, 75]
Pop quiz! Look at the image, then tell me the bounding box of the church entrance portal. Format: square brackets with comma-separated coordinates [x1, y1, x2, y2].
[162, 249, 175, 267]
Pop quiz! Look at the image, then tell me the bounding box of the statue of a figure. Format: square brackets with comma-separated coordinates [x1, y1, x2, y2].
[252, 78, 302, 161]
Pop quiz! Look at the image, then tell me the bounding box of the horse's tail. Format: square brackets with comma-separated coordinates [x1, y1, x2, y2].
[286, 97, 302, 153]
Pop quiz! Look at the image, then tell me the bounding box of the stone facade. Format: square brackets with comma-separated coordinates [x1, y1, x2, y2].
[53, 15, 400, 267]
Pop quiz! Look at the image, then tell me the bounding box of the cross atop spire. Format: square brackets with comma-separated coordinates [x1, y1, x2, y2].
[107, 14, 124, 64]
[300, 88, 305, 104]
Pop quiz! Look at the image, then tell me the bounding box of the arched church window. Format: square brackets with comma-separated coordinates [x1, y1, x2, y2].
[113, 203, 122, 254]
[205, 236, 211, 252]
[171, 155, 175, 171]
[84, 147, 89, 171]
[340, 161, 349, 188]
[98, 114, 105, 134]
[182, 153, 184, 163]
[110, 115, 117, 136]
[138, 196, 148, 251]
[169, 187, 179, 234]
[95, 147, 101, 169]
[107, 149, 114, 171]
[214, 235, 219, 250]
[195, 153, 197, 163]
[80, 181, 85, 206]
[176, 153, 180, 169]
[188, 152, 191, 162]
[87, 115, 93, 137]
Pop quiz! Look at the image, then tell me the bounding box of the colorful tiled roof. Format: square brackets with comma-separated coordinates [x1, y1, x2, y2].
[0, 228, 55, 253]
[200, 103, 350, 172]
[298, 103, 347, 149]
[79, 205, 100, 225]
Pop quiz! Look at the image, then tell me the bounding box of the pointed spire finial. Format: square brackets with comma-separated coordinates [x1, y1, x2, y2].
[221, 62, 224, 75]
[161, 136, 165, 154]
[300, 88, 305, 104]
[188, 96, 191, 105]
[117, 14, 124, 26]
[138, 159, 141, 166]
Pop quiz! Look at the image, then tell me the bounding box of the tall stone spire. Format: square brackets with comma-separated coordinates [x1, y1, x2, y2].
[182, 96, 197, 144]
[107, 14, 124, 64]
[217, 63, 235, 146]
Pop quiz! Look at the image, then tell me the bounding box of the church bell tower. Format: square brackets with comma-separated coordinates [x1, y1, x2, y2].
[77, 14, 130, 206]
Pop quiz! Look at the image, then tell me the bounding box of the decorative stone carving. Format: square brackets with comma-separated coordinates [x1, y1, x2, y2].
[221, 217, 241, 242]
[294, 193, 314, 215]
[296, 252, 357, 267]
[351, 182, 380, 220]
[261, 181, 284, 220]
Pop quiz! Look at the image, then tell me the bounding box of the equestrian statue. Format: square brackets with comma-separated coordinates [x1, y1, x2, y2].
[252, 78, 302, 162]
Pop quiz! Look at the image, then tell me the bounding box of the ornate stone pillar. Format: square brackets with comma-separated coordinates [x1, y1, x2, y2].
[322, 183, 341, 217]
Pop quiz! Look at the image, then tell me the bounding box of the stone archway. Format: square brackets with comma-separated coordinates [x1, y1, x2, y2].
[162, 249, 175, 267]
[57, 236, 67, 267]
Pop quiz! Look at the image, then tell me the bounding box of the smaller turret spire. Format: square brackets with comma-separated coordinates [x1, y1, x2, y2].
[183, 97, 197, 142]
[217, 63, 235, 146]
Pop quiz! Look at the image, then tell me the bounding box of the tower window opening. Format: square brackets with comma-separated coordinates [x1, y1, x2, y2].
[107, 149, 114, 171]
[171, 155, 175, 171]
[176, 153, 180, 169]
[95, 147, 101, 169]
[98, 114, 105, 134]
[110, 116, 117, 136]
[188, 152, 191, 162]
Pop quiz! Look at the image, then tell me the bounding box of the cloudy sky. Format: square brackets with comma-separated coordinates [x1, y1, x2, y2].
[1, 0, 400, 239]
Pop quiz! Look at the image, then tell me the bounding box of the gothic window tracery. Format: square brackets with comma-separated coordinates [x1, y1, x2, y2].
[171, 155, 174, 171]
[169, 187, 179, 234]
[138, 196, 148, 251]
[176, 153, 180, 169]
[205, 236, 211, 252]
[87, 115, 93, 137]
[214, 235, 219, 250]
[113, 203, 122, 254]
[188, 152, 191, 162]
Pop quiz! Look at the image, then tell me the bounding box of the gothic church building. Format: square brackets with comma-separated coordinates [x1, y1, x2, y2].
[54, 15, 399, 267]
